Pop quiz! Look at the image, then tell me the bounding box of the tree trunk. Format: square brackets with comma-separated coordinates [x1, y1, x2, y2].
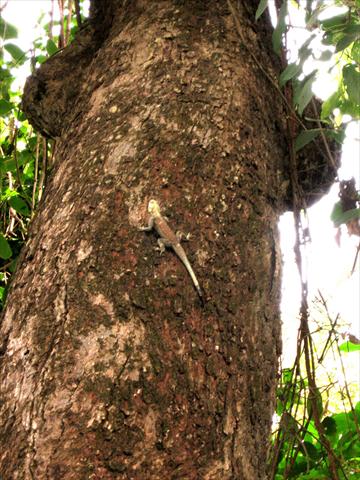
[1, 1, 288, 478]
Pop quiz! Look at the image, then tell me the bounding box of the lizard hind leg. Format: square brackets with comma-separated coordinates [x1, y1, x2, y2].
[157, 237, 171, 254]
[176, 231, 191, 242]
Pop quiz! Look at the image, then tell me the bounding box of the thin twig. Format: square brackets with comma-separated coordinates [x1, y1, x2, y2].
[48, 0, 55, 40]
[13, 128, 24, 193]
[37, 137, 48, 203]
[74, 0, 82, 27]
[310, 99, 338, 172]
[58, 0, 65, 49]
[0, 1, 9, 14]
[65, 0, 73, 46]
[32, 134, 41, 211]
[350, 241, 360, 275]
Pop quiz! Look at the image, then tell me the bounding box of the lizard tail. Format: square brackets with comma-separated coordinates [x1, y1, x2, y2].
[195, 284, 205, 304]
[175, 244, 205, 304]
[184, 258, 204, 303]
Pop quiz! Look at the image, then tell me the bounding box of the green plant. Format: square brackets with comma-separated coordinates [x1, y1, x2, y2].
[0, 0, 87, 307]
[255, 1, 360, 478]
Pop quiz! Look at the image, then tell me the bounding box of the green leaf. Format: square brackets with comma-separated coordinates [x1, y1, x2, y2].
[323, 128, 345, 144]
[0, 153, 27, 174]
[294, 73, 316, 115]
[0, 286, 4, 301]
[335, 34, 357, 52]
[321, 89, 341, 119]
[332, 412, 348, 435]
[296, 470, 331, 479]
[272, 2, 287, 55]
[255, 0, 268, 20]
[322, 416, 337, 436]
[0, 18, 18, 40]
[331, 202, 360, 227]
[343, 435, 360, 459]
[36, 55, 48, 65]
[0, 99, 13, 116]
[8, 259, 17, 273]
[300, 441, 320, 460]
[351, 41, 360, 63]
[4, 43, 26, 64]
[343, 24, 360, 36]
[0, 234, 12, 260]
[46, 39, 58, 56]
[320, 13, 349, 31]
[280, 63, 301, 86]
[294, 129, 321, 152]
[8, 196, 30, 216]
[343, 65, 360, 105]
[339, 98, 360, 119]
[339, 341, 360, 352]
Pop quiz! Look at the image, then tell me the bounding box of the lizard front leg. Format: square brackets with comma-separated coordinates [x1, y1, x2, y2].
[139, 216, 155, 232]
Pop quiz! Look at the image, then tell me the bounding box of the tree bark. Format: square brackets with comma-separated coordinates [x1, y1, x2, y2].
[1, 1, 289, 478]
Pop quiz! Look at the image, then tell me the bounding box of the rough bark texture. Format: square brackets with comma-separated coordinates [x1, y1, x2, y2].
[1, 1, 290, 478]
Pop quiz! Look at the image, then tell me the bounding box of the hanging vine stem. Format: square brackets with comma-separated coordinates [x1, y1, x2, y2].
[48, 0, 55, 41]
[65, 0, 73, 46]
[31, 134, 41, 211]
[58, 0, 65, 49]
[350, 242, 360, 275]
[37, 137, 49, 203]
[74, 0, 82, 27]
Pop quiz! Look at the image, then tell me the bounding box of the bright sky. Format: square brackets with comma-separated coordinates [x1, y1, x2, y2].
[2, 1, 360, 369]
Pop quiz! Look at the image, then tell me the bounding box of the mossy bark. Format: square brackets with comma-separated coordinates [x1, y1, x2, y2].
[1, 1, 287, 478]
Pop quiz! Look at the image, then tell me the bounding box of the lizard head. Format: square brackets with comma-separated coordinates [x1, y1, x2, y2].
[148, 199, 161, 217]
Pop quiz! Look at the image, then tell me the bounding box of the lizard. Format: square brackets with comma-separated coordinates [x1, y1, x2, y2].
[139, 199, 204, 303]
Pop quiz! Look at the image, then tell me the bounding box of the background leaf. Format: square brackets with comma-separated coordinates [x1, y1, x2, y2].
[8, 196, 30, 216]
[321, 90, 341, 119]
[331, 203, 360, 227]
[46, 39, 58, 56]
[272, 2, 288, 55]
[294, 73, 316, 115]
[0, 234, 12, 260]
[280, 63, 301, 86]
[339, 341, 360, 352]
[0, 99, 13, 116]
[294, 129, 321, 152]
[343, 65, 360, 105]
[0, 18, 18, 40]
[4, 43, 26, 64]
[351, 41, 360, 63]
[255, 0, 268, 20]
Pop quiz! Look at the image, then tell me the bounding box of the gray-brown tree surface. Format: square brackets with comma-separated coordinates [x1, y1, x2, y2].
[0, 1, 335, 479]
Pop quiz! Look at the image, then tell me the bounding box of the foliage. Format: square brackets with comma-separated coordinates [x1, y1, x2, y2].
[259, 0, 359, 146]
[255, 1, 360, 478]
[0, 0, 87, 307]
[268, 297, 360, 479]
[271, 355, 360, 478]
[273, 383, 360, 479]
